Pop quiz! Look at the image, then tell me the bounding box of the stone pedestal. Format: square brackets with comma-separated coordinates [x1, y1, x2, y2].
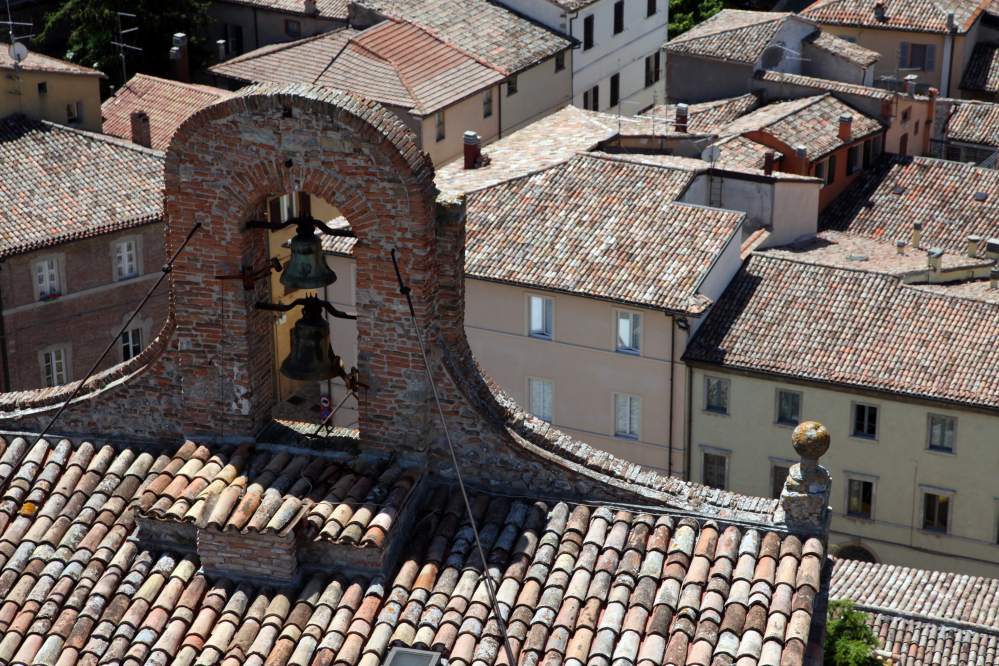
[775, 421, 831, 530]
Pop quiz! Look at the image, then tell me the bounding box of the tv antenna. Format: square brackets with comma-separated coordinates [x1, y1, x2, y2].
[4, 0, 35, 114]
[111, 11, 141, 84]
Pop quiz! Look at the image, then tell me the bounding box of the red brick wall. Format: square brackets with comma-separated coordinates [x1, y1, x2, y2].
[198, 526, 298, 580]
[0, 223, 167, 391]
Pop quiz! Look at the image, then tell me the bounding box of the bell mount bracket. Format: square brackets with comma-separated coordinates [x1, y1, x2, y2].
[214, 257, 283, 290]
[246, 215, 356, 238]
[254, 295, 357, 321]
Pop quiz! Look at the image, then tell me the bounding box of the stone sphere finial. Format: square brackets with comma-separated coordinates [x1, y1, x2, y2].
[792, 421, 830, 461]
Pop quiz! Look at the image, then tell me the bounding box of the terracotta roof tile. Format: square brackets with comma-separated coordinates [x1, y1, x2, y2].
[802, 31, 881, 66]
[683, 253, 999, 409]
[960, 43, 999, 94]
[217, 0, 348, 19]
[0, 115, 163, 258]
[638, 94, 764, 134]
[944, 100, 999, 147]
[101, 74, 231, 151]
[754, 70, 896, 101]
[0, 48, 105, 77]
[663, 11, 798, 65]
[800, 0, 990, 34]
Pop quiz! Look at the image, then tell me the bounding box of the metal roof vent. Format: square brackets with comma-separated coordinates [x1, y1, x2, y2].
[891, 185, 905, 195]
[385, 649, 442, 666]
[974, 192, 988, 202]
[795, 145, 807, 159]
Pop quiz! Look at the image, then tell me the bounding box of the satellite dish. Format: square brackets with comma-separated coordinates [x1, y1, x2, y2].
[702, 145, 721, 163]
[8, 42, 28, 65]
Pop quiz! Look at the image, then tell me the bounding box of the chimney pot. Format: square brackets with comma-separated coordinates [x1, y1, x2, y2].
[130, 110, 151, 148]
[675, 103, 689, 133]
[986, 238, 999, 261]
[967, 235, 982, 257]
[912, 221, 922, 248]
[927, 247, 944, 272]
[838, 114, 853, 141]
[170, 33, 190, 83]
[874, 0, 885, 21]
[947, 11, 956, 31]
[794, 145, 807, 159]
[904, 74, 918, 94]
[990, 267, 999, 289]
[305, 0, 318, 12]
[896, 240, 906, 254]
[763, 150, 775, 176]
[216, 39, 227, 62]
[463, 131, 482, 170]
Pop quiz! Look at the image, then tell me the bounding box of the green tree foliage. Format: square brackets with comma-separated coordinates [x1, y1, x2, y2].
[668, 0, 735, 38]
[824, 600, 883, 666]
[40, 0, 214, 92]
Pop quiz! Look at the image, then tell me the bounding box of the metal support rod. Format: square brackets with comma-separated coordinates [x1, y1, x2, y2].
[389, 248, 516, 666]
[247, 215, 355, 237]
[32, 222, 202, 444]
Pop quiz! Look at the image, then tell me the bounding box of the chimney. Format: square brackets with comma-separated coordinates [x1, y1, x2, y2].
[896, 240, 906, 254]
[947, 11, 956, 31]
[904, 74, 918, 94]
[912, 221, 922, 248]
[169, 33, 190, 83]
[463, 131, 481, 170]
[763, 150, 775, 176]
[991, 267, 999, 289]
[838, 114, 853, 141]
[216, 39, 227, 62]
[130, 110, 151, 148]
[986, 238, 999, 262]
[874, 0, 886, 21]
[967, 235, 981, 257]
[927, 247, 943, 272]
[795, 145, 808, 176]
[675, 104, 689, 133]
[775, 422, 831, 529]
[305, 0, 318, 13]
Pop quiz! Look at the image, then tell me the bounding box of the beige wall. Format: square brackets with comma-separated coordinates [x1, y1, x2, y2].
[688, 364, 999, 578]
[1, 69, 102, 132]
[500, 54, 573, 136]
[420, 89, 501, 167]
[823, 26, 948, 93]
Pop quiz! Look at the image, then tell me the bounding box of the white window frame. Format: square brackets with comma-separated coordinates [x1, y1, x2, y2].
[115, 239, 138, 280]
[926, 413, 957, 454]
[38, 343, 72, 388]
[527, 377, 554, 423]
[774, 388, 802, 427]
[34, 256, 62, 300]
[919, 485, 954, 534]
[526, 294, 553, 339]
[277, 192, 298, 222]
[769, 457, 795, 500]
[700, 445, 730, 490]
[435, 110, 445, 141]
[851, 401, 879, 440]
[483, 89, 493, 118]
[66, 101, 83, 124]
[703, 375, 730, 416]
[121, 327, 142, 361]
[614, 309, 642, 355]
[613, 392, 641, 439]
[843, 471, 878, 521]
[112, 313, 153, 364]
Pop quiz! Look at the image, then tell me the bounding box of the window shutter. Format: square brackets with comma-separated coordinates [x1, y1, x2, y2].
[298, 192, 311, 217]
[227, 24, 244, 55]
[899, 42, 910, 69]
[828, 154, 837, 184]
[924, 44, 936, 71]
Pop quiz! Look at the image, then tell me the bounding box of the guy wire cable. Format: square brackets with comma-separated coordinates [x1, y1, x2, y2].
[390, 248, 516, 666]
[33, 222, 203, 445]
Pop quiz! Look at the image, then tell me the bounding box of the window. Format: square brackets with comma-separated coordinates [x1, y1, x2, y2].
[37, 82, 47, 95]
[616, 311, 641, 353]
[900, 42, 935, 72]
[122, 328, 142, 361]
[847, 479, 873, 518]
[901, 108, 910, 122]
[922, 490, 950, 532]
[871, 134, 883, 159]
[435, 111, 445, 141]
[226, 24, 244, 55]
[813, 160, 826, 183]
[583, 85, 599, 111]
[614, 394, 640, 438]
[847, 144, 861, 174]
[771, 462, 791, 499]
[555, 53, 565, 72]
[66, 101, 83, 124]
[528, 295, 553, 338]
[507, 76, 518, 96]
[862, 139, 872, 169]
[610, 74, 620, 107]
[647, 0, 656, 16]
[839, 35, 857, 43]
[852, 402, 878, 439]
[914, 119, 920, 135]
[613, 1, 624, 34]
[36, 259, 59, 300]
[277, 192, 297, 221]
[483, 89, 493, 118]
[285, 20, 301, 38]
[704, 376, 729, 414]
[701, 447, 728, 489]
[645, 53, 661, 87]
[776, 389, 801, 425]
[43, 348, 68, 387]
[115, 240, 138, 280]
[583, 15, 595, 50]
[927, 414, 956, 452]
[529, 378, 553, 422]
[826, 154, 837, 184]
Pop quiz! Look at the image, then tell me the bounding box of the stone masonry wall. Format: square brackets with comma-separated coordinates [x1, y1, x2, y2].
[198, 526, 298, 580]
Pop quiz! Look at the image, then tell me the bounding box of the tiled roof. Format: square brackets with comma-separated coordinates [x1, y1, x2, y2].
[639, 94, 764, 134]
[959, 42, 999, 94]
[754, 70, 896, 101]
[831, 558, 999, 666]
[464, 153, 743, 314]
[683, 254, 999, 409]
[820, 155, 999, 257]
[801, 31, 881, 66]
[663, 11, 797, 65]
[210, 23, 504, 115]
[757, 230, 993, 276]
[943, 101, 999, 147]
[800, 0, 990, 34]
[0, 48, 105, 77]
[719, 94, 885, 161]
[218, 0, 348, 19]
[101, 74, 231, 151]
[0, 115, 163, 259]
[711, 136, 785, 173]
[355, 0, 572, 75]
[0, 434, 825, 666]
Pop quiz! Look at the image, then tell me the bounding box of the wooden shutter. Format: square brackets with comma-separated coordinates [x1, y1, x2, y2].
[827, 154, 837, 184]
[899, 42, 910, 69]
[924, 44, 936, 71]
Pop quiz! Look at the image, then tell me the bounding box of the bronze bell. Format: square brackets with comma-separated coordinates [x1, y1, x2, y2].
[281, 224, 337, 291]
[280, 299, 337, 381]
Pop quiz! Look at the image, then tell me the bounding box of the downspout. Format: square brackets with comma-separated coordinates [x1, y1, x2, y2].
[685, 353, 693, 482]
[941, 33, 953, 98]
[0, 262, 9, 392]
[498, 83, 503, 140]
[667, 313, 675, 478]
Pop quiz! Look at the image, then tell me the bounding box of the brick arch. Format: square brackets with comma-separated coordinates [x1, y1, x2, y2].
[163, 83, 441, 442]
